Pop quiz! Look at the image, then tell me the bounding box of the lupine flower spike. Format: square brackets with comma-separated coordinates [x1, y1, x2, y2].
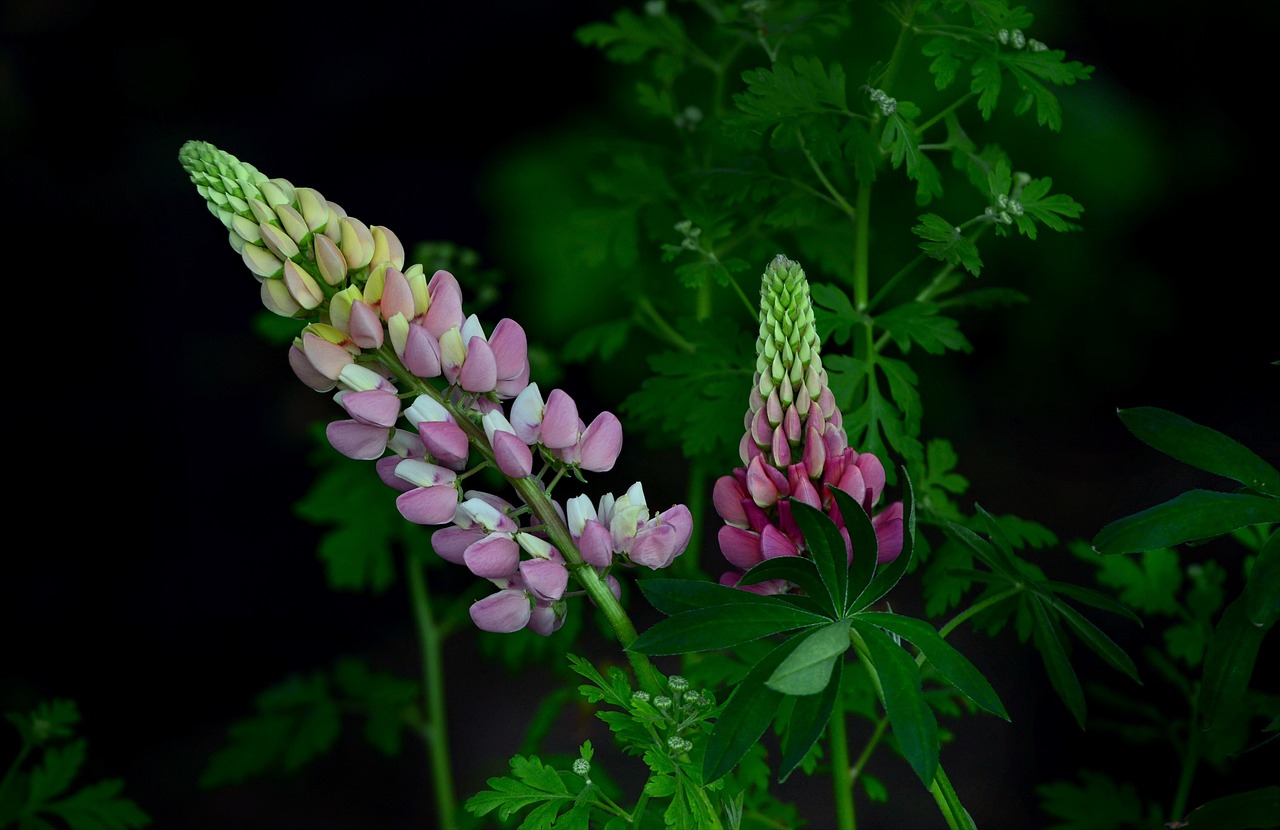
[715, 255, 904, 594]
[178, 140, 690, 634]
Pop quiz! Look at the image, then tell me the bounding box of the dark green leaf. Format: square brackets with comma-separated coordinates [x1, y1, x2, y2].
[829, 487, 877, 611]
[851, 620, 938, 785]
[1200, 596, 1273, 732]
[1119, 407, 1280, 495]
[874, 302, 972, 355]
[630, 604, 827, 656]
[1083, 547, 1182, 616]
[41, 779, 151, 830]
[778, 659, 842, 783]
[464, 754, 576, 823]
[858, 469, 917, 610]
[858, 612, 1008, 720]
[1245, 529, 1279, 626]
[912, 214, 983, 276]
[943, 521, 1008, 575]
[28, 739, 86, 807]
[1044, 595, 1141, 685]
[1042, 579, 1142, 626]
[739, 557, 835, 618]
[1183, 785, 1280, 829]
[638, 578, 801, 616]
[1093, 490, 1280, 555]
[1037, 769, 1157, 830]
[790, 501, 847, 613]
[332, 658, 418, 756]
[767, 620, 851, 696]
[1029, 596, 1086, 729]
[703, 636, 803, 784]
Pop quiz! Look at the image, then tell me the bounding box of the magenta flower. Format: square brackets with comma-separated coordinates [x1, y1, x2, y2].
[716, 256, 904, 595]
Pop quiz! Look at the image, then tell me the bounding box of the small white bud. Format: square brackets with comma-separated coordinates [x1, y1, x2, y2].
[572, 758, 591, 777]
[668, 675, 689, 692]
[644, 0, 665, 15]
[1011, 29, 1026, 49]
[997, 28, 1010, 45]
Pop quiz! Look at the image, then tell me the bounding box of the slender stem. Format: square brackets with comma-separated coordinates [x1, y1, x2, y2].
[1169, 694, 1201, 822]
[937, 586, 1021, 640]
[850, 716, 889, 788]
[638, 295, 697, 354]
[853, 182, 872, 311]
[0, 740, 32, 814]
[828, 699, 857, 830]
[407, 553, 458, 830]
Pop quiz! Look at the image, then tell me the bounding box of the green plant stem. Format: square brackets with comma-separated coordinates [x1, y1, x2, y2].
[938, 586, 1022, 640]
[407, 553, 458, 830]
[929, 764, 975, 830]
[1169, 696, 1201, 823]
[828, 700, 857, 830]
[0, 740, 31, 816]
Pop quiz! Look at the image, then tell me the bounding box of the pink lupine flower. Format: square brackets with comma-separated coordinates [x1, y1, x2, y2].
[483, 410, 533, 479]
[463, 533, 520, 579]
[716, 256, 904, 595]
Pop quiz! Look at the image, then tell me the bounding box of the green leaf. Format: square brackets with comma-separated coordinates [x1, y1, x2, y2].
[703, 636, 803, 784]
[629, 604, 827, 656]
[1118, 407, 1280, 496]
[562, 319, 632, 363]
[1037, 769, 1157, 830]
[778, 659, 842, 783]
[767, 620, 851, 696]
[638, 578, 800, 616]
[331, 658, 418, 756]
[1085, 547, 1182, 616]
[875, 301, 971, 356]
[1245, 529, 1279, 626]
[41, 779, 151, 830]
[789, 501, 848, 614]
[1041, 580, 1142, 626]
[28, 739, 86, 808]
[1043, 595, 1141, 685]
[858, 469, 917, 610]
[829, 487, 877, 611]
[738, 557, 834, 618]
[858, 612, 1008, 720]
[811, 283, 858, 345]
[912, 214, 983, 276]
[1199, 596, 1273, 732]
[464, 754, 577, 824]
[851, 620, 938, 785]
[1183, 785, 1280, 829]
[1093, 490, 1280, 555]
[1029, 595, 1086, 729]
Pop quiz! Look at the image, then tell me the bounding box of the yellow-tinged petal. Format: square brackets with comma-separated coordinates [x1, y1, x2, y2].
[339, 216, 374, 269]
[313, 233, 348, 286]
[259, 222, 300, 261]
[283, 260, 323, 310]
[405, 265, 429, 316]
[363, 262, 387, 305]
[275, 204, 310, 246]
[242, 243, 283, 279]
[230, 214, 261, 245]
[371, 225, 405, 270]
[260, 178, 295, 207]
[247, 197, 276, 225]
[329, 285, 361, 334]
[261, 277, 302, 317]
[295, 187, 329, 232]
[227, 229, 246, 254]
[387, 313, 410, 357]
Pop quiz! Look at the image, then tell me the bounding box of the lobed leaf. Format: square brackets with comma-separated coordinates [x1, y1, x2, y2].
[703, 636, 803, 784]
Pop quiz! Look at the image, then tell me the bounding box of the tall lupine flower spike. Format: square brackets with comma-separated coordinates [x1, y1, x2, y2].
[179, 140, 691, 636]
[715, 255, 904, 595]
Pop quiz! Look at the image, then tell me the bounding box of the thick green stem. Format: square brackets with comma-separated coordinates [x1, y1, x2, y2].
[407, 554, 458, 830]
[828, 700, 857, 830]
[929, 764, 976, 830]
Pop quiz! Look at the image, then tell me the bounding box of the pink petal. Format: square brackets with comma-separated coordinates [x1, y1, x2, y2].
[496, 361, 530, 399]
[381, 267, 415, 322]
[492, 430, 534, 478]
[349, 300, 385, 350]
[463, 534, 520, 579]
[340, 389, 401, 428]
[489, 319, 528, 382]
[577, 520, 614, 568]
[718, 525, 763, 571]
[418, 420, 471, 469]
[657, 504, 693, 554]
[629, 523, 678, 569]
[526, 602, 566, 636]
[326, 419, 389, 460]
[376, 456, 416, 492]
[802, 422, 826, 478]
[509, 384, 544, 444]
[403, 324, 442, 379]
[540, 390, 580, 449]
[519, 558, 569, 601]
[302, 332, 354, 381]
[469, 588, 531, 633]
[431, 525, 486, 565]
[395, 484, 460, 525]
[288, 344, 335, 391]
[713, 475, 750, 526]
[873, 501, 905, 564]
[771, 425, 792, 467]
[856, 453, 887, 508]
[423, 270, 465, 339]
[761, 524, 799, 559]
[579, 411, 622, 472]
[746, 455, 781, 508]
[460, 336, 498, 393]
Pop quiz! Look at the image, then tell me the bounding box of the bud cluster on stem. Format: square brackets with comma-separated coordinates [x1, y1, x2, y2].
[715, 255, 904, 593]
[178, 140, 691, 638]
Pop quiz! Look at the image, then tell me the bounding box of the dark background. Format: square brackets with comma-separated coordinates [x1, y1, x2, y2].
[2, 1, 1276, 828]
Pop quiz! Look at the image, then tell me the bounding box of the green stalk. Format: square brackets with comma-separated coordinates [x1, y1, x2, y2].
[1169, 694, 1201, 823]
[828, 700, 857, 830]
[407, 553, 458, 830]
[0, 740, 32, 815]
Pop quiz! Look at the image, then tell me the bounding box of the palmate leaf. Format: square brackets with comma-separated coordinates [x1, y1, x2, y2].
[637, 578, 802, 616]
[778, 660, 842, 783]
[703, 635, 804, 784]
[767, 620, 851, 696]
[790, 501, 850, 613]
[1029, 594, 1087, 729]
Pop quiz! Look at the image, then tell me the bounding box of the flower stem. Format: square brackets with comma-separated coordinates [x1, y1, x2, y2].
[407, 551, 458, 830]
[828, 698, 857, 830]
[1169, 694, 1201, 823]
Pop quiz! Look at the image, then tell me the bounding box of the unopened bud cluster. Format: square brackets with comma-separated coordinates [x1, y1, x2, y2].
[630, 675, 708, 758]
[714, 256, 904, 595]
[997, 28, 1049, 52]
[179, 141, 691, 636]
[867, 87, 897, 116]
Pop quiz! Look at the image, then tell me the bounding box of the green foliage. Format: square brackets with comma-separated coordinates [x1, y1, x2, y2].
[200, 658, 419, 788]
[1037, 769, 1160, 830]
[1, 700, 150, 830]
